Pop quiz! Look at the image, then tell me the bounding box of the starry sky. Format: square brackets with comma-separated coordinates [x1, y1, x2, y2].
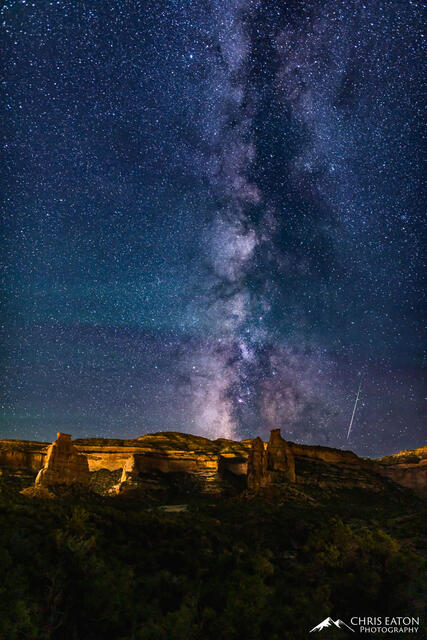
[1, 0, 425, 456]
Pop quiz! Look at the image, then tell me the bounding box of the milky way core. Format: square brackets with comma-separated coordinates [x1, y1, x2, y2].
[1, 0, 424, 456]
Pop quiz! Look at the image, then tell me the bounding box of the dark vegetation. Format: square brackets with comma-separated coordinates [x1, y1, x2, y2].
[0, 479, 425, 640]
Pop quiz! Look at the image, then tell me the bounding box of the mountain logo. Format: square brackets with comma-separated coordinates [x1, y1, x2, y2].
[309, 617, 355, 633]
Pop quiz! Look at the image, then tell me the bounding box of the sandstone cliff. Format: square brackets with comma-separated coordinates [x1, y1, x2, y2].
[267, 429, 296, 482]
[0, 430, 425, 499]
[0, 439, 48, 472]
[373, 446, 427, 498]
[73, 432, 250, 495]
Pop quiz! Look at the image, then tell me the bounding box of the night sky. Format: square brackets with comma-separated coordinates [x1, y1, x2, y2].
[1, 0, 425, 456]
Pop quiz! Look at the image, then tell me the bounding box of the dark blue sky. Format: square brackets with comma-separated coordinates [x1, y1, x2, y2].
[1, 0, 425, 456]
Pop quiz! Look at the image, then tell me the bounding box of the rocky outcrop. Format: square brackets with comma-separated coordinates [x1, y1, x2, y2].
[267, 429, 296, 482]
[373, 447, 427, 498]
[1, 431, 425, 499]
[288, 442, 360, 465]
[20, 485, 54, 499]
[0, 439, 48, 472]
[75, 433, 251, 495]
[247, 437, 267, 490]
[109, 456, 140, 494]
[247, 430, 296, 490]
[120, 455, 137, 484]
[218, 453, 247, 476]
[35, 433, 90, 488]
[295, 455, 389, 493]
[0, 433, 355, 489]
[376, 462, 427, 498]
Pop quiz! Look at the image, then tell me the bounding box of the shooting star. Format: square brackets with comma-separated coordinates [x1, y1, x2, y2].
[347, 381, 362, 440]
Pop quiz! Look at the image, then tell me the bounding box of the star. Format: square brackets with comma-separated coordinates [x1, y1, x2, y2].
[0, 0, 423, 456]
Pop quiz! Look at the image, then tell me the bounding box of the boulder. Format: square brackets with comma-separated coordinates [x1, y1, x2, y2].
[35, 433, 90, 488]
[20, 485, 55, 499]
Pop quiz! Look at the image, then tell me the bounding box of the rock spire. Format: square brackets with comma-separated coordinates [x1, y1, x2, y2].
[35, 433, 90, 488]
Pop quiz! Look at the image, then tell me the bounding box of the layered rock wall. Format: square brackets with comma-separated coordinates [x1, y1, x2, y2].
[0, 440, 48, 472]
[1, 432, 425, 497]
[288, 442, 360, 465]
[372, 447, 427, 498]
[374, 462, 427, 497]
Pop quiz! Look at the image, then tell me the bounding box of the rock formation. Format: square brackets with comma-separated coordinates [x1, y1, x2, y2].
[247, 429, 296, 490]
[267, 429, 296, 482]
[109, 455, 140, 494]
[35, 433, 90, 488]
[0, 440, 48, 472]
[374, 446, 427, 498]
[1, 431, 425, 498]
[247, 437, 267, 490]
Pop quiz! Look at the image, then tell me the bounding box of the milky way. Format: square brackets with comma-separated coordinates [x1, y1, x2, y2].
[1, 1, 425, 456]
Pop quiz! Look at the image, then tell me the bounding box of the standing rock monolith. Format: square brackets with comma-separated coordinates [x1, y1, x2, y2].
[267, 429, 296, 482]
[247, 429, 296, 490]
[35, 433, 90, 487]
[247, 437, 267, 490]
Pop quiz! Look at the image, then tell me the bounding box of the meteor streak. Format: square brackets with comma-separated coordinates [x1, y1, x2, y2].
[347, 381, 362, 440]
